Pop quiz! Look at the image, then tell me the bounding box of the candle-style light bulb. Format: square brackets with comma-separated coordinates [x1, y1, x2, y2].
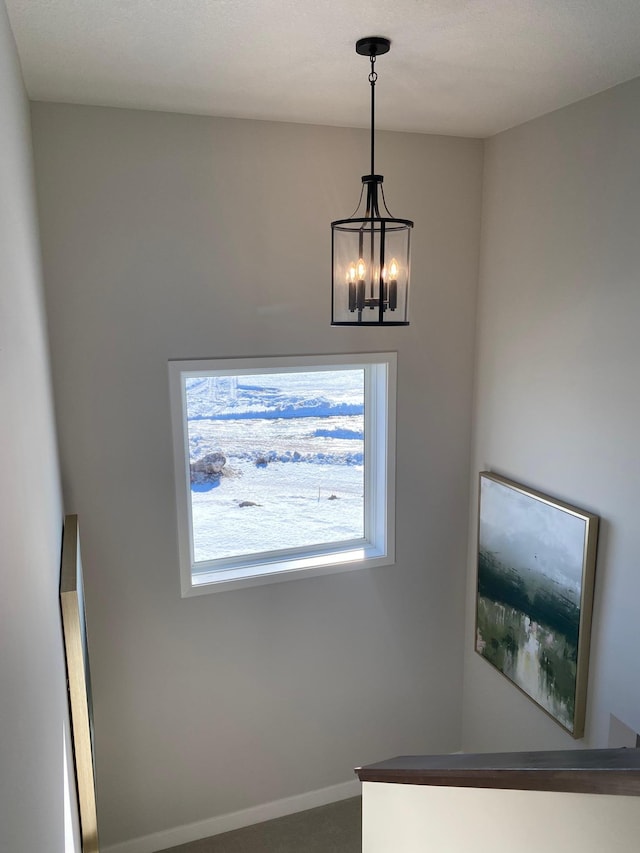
[347, 263, 357, 311]
[389, 257, 399, 310]
[356, 258, 366, 310]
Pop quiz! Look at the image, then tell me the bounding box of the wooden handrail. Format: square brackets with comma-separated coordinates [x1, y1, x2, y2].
[356, 747, 640, 796]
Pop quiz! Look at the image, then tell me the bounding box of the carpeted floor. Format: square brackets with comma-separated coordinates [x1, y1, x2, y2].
[159, 796, 362, 853]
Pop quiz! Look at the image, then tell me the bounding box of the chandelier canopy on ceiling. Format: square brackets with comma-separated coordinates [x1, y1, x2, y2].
[331, 36, 413, 326]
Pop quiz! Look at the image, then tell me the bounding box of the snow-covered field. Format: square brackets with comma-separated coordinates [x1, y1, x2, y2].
[186, 370, 365, 563]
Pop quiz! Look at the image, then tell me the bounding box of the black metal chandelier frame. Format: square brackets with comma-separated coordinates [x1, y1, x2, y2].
[331, 36, 413, 326]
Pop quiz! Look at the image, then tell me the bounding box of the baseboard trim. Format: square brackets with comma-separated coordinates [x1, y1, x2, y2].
[102, 778, 361, 853]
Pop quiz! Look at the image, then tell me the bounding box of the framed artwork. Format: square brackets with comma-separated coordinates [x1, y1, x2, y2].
[475, 472, 599, 738]
[60, 514, 100, 852]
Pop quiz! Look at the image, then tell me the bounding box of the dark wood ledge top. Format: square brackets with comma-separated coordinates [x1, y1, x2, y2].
[355, 748, 640, 796]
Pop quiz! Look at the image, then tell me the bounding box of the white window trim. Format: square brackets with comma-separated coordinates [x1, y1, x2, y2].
[168, 352, 396, 596]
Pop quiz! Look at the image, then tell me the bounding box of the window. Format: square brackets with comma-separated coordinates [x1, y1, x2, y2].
[169, 352, 396, 595]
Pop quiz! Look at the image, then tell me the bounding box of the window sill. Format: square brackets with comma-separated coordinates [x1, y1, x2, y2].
[182, 544, 394, 596]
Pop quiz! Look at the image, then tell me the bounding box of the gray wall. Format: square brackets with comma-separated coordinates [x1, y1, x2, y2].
[0, 4, 67, 852]
[31, 103, 483, 847]
[463, 77, 640, 751]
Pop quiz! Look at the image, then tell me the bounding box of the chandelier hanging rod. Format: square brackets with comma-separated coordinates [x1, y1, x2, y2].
[355, 36, 390, 177]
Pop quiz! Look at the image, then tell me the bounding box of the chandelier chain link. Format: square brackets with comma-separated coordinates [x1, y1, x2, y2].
[368, 55, 378, 84]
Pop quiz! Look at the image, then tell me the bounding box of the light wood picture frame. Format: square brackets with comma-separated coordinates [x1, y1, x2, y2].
[60, 514, 99, 852]
[475, 472, 599, 738]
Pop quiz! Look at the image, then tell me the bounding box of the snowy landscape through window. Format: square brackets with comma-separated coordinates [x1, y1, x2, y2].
[187, 369, 365, 562]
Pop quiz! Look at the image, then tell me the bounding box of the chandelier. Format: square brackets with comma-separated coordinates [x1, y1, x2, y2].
[331, 36, 413, 326]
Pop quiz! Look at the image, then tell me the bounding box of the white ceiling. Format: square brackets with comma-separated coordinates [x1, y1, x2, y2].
[6, 0, 640, 138]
